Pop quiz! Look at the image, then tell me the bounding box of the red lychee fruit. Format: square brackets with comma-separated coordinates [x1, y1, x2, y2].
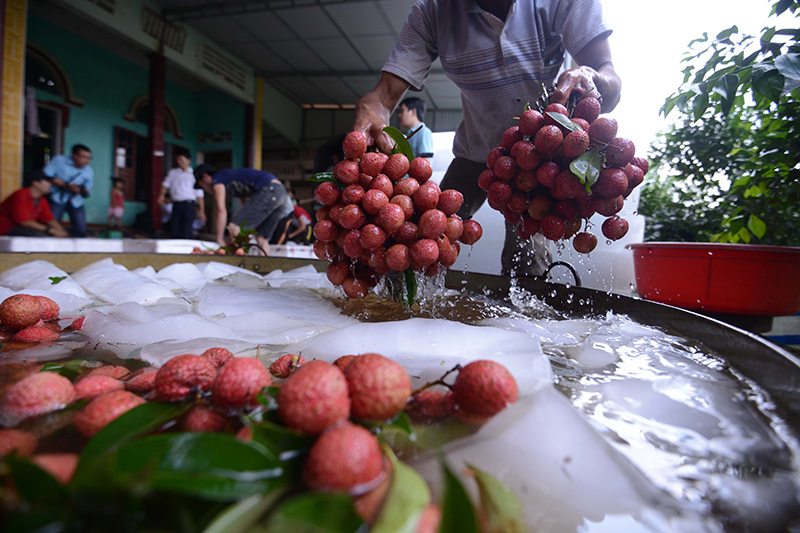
[518, 108, 544, 136]
[602, 216, 630, 241]
[437, 189, 464, 216]
[339, 204, 366, 230]
[333, 355, 356, 372]
[314, 181, 341, 206]
[391, 194, 415, 220]
[573, 96, 601, 123]
[236, 425, 252, 442]
[555, 170, 584, 199]
[343, 131, 367, 160]
[561, 129, 590, 159]
[499, 125, 523, 150]
[543, 103, 570, 126]
[154, 354, 217, 403]
[623, 163, 645, 191]
[334, 160, 361, 185]
[595, 168, 629, 198]
[303, 422, 384, 493]
[533, 125, 563, 155]
[383, 154, 410, 182]
[394, 177, 420, 198]
[408, 157, 433, 183]
[0, 428, 38, 457]
[415, 504, 442, 533]
[327, 261, 350, 286]
[486, 146, 508, 169]
[418, 209, 448, 239]
[540, 215, 566, 241]
[527, 194, 554, 220]
[125, 367, 157, 394]
[33, 296, 59, 321]
[573, 231, 598, 253]
[360, 224, 388, 251]
[588, 116, 618, 144]
[313, 219, 339, 242]
[514, 169, 538, 192]
[12, 325, 60, 343]
[592, 194, 624, 217]
[631, 156, 650, 175]
[413, 181, 441, 212]
[478, 169, 497, 191]
[1, 371, 76, 426]
[31, 453, 79, 484]
[369, 174, 395, 198]
[67, 316, 85, 331]
[444, 215, 463, 243]
[377, 203, 405, 235]
[181, 405, 228, 433]
[74, 390, 146, 437]
[345, 353, 412, 421]
[406, 389, 456, 422]
[278, 360, 350, 435]
[269, 354, 307, 379]
[453, 360, 518, 421]
[0, 294, 43, 332]
[410, 239, 440, 268]
[211, 357, 272, 411]
[74, 375, 125, 400]
[460, 219, 483, 245]
[536, 161, 561, 188]
[362, 189, 390, 216]
[510, 140, 541, 171]
[605, 137, 636, 168]
[360, 152, 389, 177]
[385, 244, 411, 271]
[201, 347, 235, 368]
[342, 184, 365, 205]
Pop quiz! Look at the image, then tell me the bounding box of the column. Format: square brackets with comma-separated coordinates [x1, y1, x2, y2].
[148, 52, 165, 230]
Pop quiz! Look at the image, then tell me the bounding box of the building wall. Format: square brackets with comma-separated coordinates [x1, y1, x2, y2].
[26, 14, 245, 228]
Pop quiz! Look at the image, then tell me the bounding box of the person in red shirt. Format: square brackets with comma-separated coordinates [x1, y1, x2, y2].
[0, 170, 69, 237]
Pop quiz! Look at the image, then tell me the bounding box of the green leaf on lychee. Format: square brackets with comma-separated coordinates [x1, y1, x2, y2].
[108, 432, 285, 500]
[40, 359, 98, 380]
[5, 456, 70, 505]
[439, 457, 479, 533]
[467, 463, 526, 533]
[307, 172, 337, 183]
[248, 419, 314, 461]
[371, 446, 430, 533]
[545, 111, 582, 133]
[74, 401, 192, 484]
[261, 491, 364, 532]
[256, 385, 281, 411]
[570, 150, 603, 192]
[383, 126, 416, 161]
[202, 489, 288, 533]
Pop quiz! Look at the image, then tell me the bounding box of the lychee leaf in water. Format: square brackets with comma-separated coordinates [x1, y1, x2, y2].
[6, 456, 70, 505]
[74, 401, 192, 484]
[261, 491, 364, 532]
[546, 111, 582, 132]
[307, 171, 337, 183]
[467, 463, 526, 533]
[383, 126, 416, 161]
[40, 359, 97, 380]
[371, 446, 430, 533]
[570, 150, 603, 192]
[202, 490, 288, 533]
[439, 457, 479, 533]
[48, 276, 67, 285]
[249, 419, 315, 460]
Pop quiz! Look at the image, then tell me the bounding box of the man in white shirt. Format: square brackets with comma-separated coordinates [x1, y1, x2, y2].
[159, 148, 205, 239]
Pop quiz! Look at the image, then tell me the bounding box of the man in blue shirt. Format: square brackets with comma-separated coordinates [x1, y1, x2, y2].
[43, 144, 94, 238]
[397, 97, 434, 159]
[194, 164, 290, 255]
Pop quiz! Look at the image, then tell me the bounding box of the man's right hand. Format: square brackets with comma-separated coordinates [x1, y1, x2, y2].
[352, 72, 410, 153]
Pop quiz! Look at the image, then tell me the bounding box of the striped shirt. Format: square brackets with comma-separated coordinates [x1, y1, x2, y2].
[383, 0, 611, 162]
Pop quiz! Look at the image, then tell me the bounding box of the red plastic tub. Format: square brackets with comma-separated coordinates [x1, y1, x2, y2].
[628, 242, 800, 316]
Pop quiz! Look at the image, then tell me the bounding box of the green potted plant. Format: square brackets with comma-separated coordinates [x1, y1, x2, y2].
[632, 0, 800, 316]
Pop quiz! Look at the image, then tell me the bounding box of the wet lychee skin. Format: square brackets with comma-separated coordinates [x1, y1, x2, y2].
[154, 354, 217, 402]
[80, 365, 131, 381]
[125, 368, 157, 393]
[181, 405, 228, 432]
[31, 453, 79, 484]
[333, 355, 356, 372]
[453, 360, 518, 419]
[211, 357, 272, 411]
[74, 375, 125, 400]
[201, 347, 235, 368]
[1, 371, 77, 427]
[269, 354, 307, 379]
[0, 294, 44, 332]
[345, 353, 412, 421]
[68, 317, 85, 330]
[406, 389, 456, 422]
[278, 360, 350, 435]
[34, 296, 60, 321]
[12, 325, 60, 342]
[74, 390, 146, 437]
[0, 428, 38, 456]
[303, 422, 384, 492]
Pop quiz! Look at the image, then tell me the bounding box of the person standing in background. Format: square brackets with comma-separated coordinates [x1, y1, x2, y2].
[158, 148, 205, 239]
[44, 144, 94, 237]
[397, 96, 434, 159]
[108, 177, 125, 230]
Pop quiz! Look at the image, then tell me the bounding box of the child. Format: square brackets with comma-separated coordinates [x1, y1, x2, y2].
[108, 177, 125, 229]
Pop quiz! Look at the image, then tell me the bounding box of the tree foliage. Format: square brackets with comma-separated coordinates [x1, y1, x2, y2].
[639, 0, 800, 246]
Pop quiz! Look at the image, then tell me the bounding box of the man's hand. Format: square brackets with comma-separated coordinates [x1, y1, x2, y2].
[67, 183, 82, 195]
[353, 72, 410, 153]
[551, 36, 622, 113]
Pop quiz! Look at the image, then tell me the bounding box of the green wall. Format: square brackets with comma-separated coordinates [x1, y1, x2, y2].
[26, 15, 246, 229]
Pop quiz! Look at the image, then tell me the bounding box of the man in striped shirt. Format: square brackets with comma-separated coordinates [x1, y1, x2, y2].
[353, 0, 621, 277]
